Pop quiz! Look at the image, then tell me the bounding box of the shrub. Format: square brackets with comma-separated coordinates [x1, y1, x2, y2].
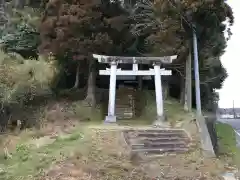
[0, 51, 59, 106]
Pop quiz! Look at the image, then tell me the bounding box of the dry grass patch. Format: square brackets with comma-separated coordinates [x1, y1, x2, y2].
[0, 125, 227, 180]
[40, 129, 151, 180]
[40, 127, 225, 180]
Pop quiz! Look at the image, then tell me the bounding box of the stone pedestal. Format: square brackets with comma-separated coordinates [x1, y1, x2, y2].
[104, 115, 117, 123]
[153, 115, 170, 127]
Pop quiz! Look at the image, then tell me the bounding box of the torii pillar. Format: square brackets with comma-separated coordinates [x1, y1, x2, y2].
[106, 61, 117, 123]
[153, 63, 165, 122]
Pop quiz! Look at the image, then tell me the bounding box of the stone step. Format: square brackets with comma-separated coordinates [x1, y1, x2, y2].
[116, 95, 135, 97]
[116, 108, 135, 111]
[116, 104, 133, 106]
[116, 109, 133, 111]
[116, 112, 133, 115]
[117, 89, 136, 93]
[115, 87, 136, 119]
[116, 97, 134, 100]
[117, 116, 134, 119]
[123, 129, 191, 155]
[116, 111, 134, 115]
[126, 129, 185, 134]
[116, 97, 135, 99]
[128, 137, 189, 146]
[116, 115, 134, 118]
[137, 132, 186, 138]
[117, 115, 133, 120]
[116, 96, 135, 98]
[139, 137, 190, 143]
[115, 103, 134, 106]
[132, 141, 187, 149]
[116, 109, 134, 112]
[116, 108, 134, 113]
[116, 106, 133, 109]
[116, 106, 134, 109]
[144, 140, 187, 146]
[131, 147, 188, 153]
[116, 112, 134, 119]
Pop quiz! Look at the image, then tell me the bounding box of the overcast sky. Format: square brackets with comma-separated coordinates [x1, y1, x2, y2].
[218, 0, 240, 108]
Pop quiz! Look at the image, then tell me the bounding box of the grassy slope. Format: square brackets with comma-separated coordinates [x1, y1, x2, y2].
[0, 91, 222, 179]
[0, 125, 224, 180]
[0, 95, 193, 180]
[216, 122, 240, 167]
[0, 130, 84, 180]
[0, 127, 152, 180]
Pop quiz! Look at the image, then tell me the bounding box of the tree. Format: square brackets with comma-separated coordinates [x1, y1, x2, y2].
[39, 0, 134, 106]
[1, 23, 40, 58]
[0, 0, 8, 30]
[0, 2, 41, 58]
[129, 0, 233, 109]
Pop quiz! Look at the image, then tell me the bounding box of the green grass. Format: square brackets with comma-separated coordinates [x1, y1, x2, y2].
[0, 130, 85, 180]
[71, 101, 104, 122]
[216, 122, 240, 167]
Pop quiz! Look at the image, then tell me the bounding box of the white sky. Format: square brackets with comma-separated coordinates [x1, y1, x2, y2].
[218, 0, 240, 108]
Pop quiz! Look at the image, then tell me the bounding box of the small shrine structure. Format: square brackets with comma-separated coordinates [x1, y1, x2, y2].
[93, 54, 177, 123]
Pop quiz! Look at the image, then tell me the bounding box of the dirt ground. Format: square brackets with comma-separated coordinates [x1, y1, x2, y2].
[0, 100, 227, 180]
[39, 127, 224, 180]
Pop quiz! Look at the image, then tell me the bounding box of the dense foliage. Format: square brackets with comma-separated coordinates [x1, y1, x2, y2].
[0, 3, 41, 58]
[0, 2, 54, 108]
[0, 0, 235, 113]
[0, 51, 58, 106]
[130, 0, 233, 110]
[39, 0, 133, 62]
[39, 0, 136, 105]
[1, 23, 40, 58]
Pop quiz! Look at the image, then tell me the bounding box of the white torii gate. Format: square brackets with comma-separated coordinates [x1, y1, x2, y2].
[93, 54, 177, 123]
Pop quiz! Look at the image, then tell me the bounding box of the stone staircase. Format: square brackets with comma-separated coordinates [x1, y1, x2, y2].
[115, 87, 136, 119]
[123, 129, 191, 157]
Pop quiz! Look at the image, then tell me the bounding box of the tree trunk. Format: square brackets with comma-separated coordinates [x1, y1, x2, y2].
[85, 60, 96, 107]
[138, 64, 143, 90]
[14, 0, 25, 9]
[184, 49, 192, 111]
[179, 67, 185, 104]
[138, 77, 143, 90]
[180, 76, 185, 105]
[162, 82, 169, 100]
[73, 63, 80, 89]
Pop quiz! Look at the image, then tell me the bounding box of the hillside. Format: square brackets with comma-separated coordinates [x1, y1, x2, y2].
[0, 96, 226, 180]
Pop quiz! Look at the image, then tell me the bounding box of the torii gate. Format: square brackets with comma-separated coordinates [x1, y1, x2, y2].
[93, 54, 177, 124]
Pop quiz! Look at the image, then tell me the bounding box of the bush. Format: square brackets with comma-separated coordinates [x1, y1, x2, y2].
[0, 51, 59, 106]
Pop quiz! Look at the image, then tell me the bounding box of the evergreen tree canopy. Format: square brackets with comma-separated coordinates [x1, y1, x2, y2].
[130, 0, 233, 59]
[39, 0, 134, 64]
[129, 0, 233, 110]
[0, 4, 41, 58]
